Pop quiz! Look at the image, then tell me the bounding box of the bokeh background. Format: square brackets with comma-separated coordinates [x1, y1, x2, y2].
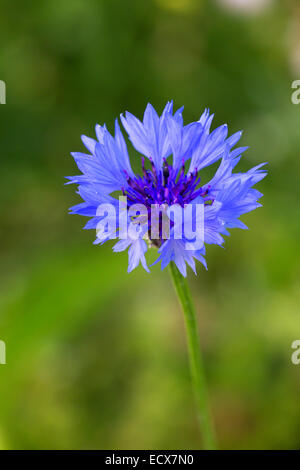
[0, 0, 300, 450]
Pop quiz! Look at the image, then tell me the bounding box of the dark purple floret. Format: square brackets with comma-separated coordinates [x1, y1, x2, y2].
[123, 157, 210, 209]
[122, 158, 214, 247]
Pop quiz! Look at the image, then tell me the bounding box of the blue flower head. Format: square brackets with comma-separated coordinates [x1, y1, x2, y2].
[67, 102, 267, 276]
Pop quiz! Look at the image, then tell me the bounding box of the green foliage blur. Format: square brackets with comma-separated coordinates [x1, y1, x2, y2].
[0, 0, 300, 450]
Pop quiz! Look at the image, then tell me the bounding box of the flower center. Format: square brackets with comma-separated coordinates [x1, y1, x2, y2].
[123, 158, 206, 209]
[121, 159, 214, 247]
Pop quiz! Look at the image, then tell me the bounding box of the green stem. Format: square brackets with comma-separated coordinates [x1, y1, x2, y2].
[169, 261, 217, 450]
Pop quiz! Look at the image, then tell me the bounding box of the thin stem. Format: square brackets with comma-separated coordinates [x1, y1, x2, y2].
[169, 261, 217, 450]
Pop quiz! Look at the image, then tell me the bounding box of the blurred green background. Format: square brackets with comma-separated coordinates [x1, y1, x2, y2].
[0, 0, 300, 450]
